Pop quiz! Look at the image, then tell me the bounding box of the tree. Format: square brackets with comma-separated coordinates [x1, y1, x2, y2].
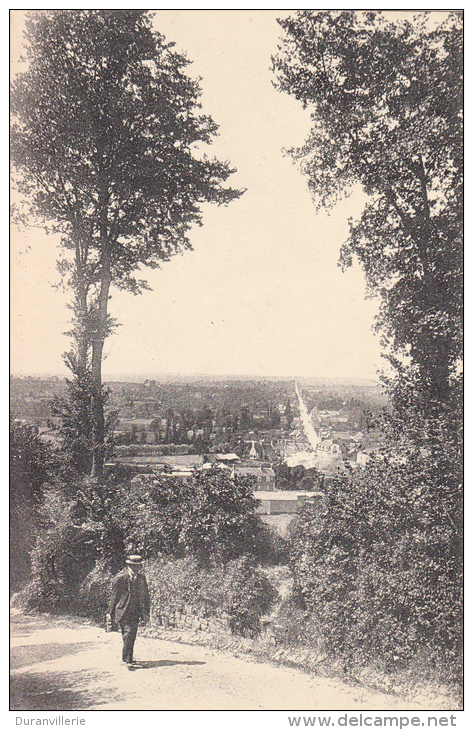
[273, 12, 463, 681]
[11, 10, 242, 475]
[272, 11, 462, 428]
[178, 470, 261, 566]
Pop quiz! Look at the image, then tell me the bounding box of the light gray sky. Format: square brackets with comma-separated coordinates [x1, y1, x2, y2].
[11, 9, 383, 380]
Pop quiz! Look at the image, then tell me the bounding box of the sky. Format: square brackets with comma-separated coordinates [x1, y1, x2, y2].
[10, 9, 385, 381]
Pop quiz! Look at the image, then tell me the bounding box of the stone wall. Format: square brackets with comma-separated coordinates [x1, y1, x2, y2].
[152, 605, 230, 634]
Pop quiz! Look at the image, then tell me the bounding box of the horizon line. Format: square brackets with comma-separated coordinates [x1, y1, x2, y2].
[10, 370, 382, 383]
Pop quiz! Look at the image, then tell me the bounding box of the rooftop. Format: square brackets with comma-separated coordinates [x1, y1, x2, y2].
[255, 490, 324, 501]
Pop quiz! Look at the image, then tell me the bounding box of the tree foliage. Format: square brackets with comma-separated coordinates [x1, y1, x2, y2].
[221, 555, 278, 637]
[11, 10, 240, 296]
[51, 354, 115, 475]
[126, 469, 262, 567]
[272, 11, 462, 424]
[11, 10, 242, 474]
[10, 417, 54, 504]
[274, 462, 322, 491]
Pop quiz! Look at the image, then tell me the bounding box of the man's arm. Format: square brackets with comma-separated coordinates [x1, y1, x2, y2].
[140, 575, 151, 622]
[108, 575, 122, 617]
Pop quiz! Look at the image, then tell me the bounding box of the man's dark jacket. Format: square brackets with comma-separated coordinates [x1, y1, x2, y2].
[108, 568, 150, 624]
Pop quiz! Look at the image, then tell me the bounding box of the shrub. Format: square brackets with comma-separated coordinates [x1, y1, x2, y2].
[20, 480, 128, 613]
[253, 523, 290, 566]
[123, 477, 185, 558]
[222, 556, 278, 637]
[146, 557, 214, 615]
[10, 418, 55, 589]
[18, 470, 279, 634]
[269, 598, 323, 650]
[290, 446, 462, 678]
[178, 470, 262, 566]
[76, 559, 114, 622]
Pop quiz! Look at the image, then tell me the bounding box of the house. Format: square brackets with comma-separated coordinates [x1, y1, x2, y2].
[234, 465, 276, 491]
[316, 439, 342, 460]
[356, 451, 371, 467]
[214, 452, 240, 464]
[255, 489, 324, 515]
[255, 489, 327, 535]
[261, 441, 278, 461]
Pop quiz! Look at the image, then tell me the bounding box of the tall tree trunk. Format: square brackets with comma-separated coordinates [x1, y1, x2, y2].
[91, 202, 111, 478]
[72, 232, 91, 372]
[76, 283, 90, 372]
[91, 257, 111, 478]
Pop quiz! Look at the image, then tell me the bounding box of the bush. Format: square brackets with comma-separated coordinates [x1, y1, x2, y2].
[76, 559, 114, 623]
[20, 480, 128, 614]
[178, 470, 262, 566]
[146, 557, 216, 615]
[10, 418, 55, 590]
[17, 469, 280, 635]
[290, 445, 462, 678]
[252, 523, 290, 566]
[222, 556, 278, 637]
[269, 598, 323, 650]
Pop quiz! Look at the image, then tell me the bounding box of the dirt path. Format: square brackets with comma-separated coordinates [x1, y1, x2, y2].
[10, 611, 439, 711]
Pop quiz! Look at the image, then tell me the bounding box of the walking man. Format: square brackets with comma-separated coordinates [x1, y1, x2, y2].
[107, 555, 150, 669]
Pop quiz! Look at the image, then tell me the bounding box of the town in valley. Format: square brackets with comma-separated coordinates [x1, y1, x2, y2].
[10, 374, 387, 535]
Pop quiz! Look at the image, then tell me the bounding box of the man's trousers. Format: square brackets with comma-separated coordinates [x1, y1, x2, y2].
[119, 617, 139, 663]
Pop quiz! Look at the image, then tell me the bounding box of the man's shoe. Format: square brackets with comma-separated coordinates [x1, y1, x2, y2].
[126, 662, 134, 671]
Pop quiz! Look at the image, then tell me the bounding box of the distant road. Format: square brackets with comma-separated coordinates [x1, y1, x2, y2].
[295, 382, 320, 450]
[10, 611, 438, 711]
